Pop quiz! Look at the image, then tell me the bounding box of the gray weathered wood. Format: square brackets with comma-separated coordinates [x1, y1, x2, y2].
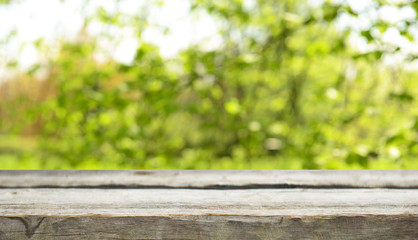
[1, 188, 417, 216]
[1, 215, 417, 240]
[0, 170, 417, 188]
[0, 170, 417, 239]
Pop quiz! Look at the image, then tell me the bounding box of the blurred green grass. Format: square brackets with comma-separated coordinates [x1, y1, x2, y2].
[1, 134, 415, 169]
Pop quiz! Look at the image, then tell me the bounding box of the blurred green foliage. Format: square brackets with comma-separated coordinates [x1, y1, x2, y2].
[1, 0, 418, 169]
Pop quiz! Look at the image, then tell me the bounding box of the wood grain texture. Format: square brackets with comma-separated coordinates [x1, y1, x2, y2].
[2, 188, 417, 216]
[0, 170, 417, 188]
[1, 215, 417, 240]
[0, 171, 417, 239]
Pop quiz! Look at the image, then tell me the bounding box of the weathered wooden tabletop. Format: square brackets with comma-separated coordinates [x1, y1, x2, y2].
[0, 170, 417, 239]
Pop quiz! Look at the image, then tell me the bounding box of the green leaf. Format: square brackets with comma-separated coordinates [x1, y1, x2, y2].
[224, 98, 241, 115]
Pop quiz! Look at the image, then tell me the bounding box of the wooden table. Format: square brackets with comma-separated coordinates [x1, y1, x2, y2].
[0, 170, 417, 239]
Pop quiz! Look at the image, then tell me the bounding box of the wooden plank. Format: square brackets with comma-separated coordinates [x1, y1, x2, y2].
[1, 215, 417, 240]
[1, 188, 417, 216]
[0, 171, 417, 239]
[0, 170, 417, 188]
[1, 188, 418, 239]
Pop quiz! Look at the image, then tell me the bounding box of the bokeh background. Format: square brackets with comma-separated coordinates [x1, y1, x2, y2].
[1, 0, 418, 169]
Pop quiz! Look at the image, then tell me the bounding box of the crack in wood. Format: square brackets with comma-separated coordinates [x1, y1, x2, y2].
[0, 230, 10, 240]
[7, 217, 45, 239]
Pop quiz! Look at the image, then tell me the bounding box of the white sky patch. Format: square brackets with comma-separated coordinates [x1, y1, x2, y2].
[335, 0, 415, 34]
[332, 0, 418, 69]
[347, 0, 376, 12]
[142, 0, 220, 58]
[335, 10, 377, 32]
[190, 10, 222, 52]
[0, 0, 220, 71]
[0, 0, 85, 76]
[378, 5, 416, 24]
[0, 0, 418, 77]
[19, 44, 39, 69]
[308, 0, 324, 8]
[347, 33, 370, 53]
[113, 37, 139, 65]
[382, 27, 404, 45]
[83, 0, 119, 15]
[118, 0, 147, 15]
[0, 0, 84, 42]
[243, 0, 257, 12]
